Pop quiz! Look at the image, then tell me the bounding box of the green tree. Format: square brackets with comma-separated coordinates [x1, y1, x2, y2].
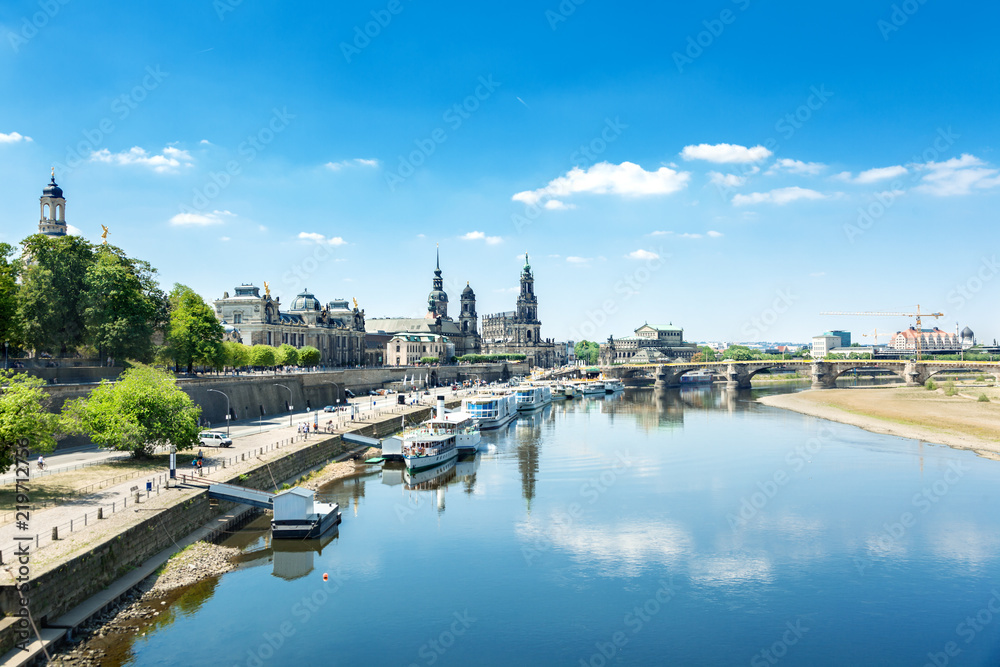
[223, 341, 250, 370]
[298, 345, 320, 366]
[419, 356, 439, 364]
[64, 363, 200, 457]
[83, 245, 168, 363]
[723, 345, 757, 361]
[165, 284, 225, 373]
[249, 344, 277, 368]
[574, 340, 600, 365]
[698, 345, 717, 362]
[275, 343, 299, 367]
[0, 371, 62, 472]
[18, 234, 94, 355]
[0, 243, 19, 350]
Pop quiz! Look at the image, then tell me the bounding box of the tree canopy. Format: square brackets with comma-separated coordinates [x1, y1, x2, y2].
[0, 243, 18, 350]
[249, 344, 277, 368]
[83, 245, 168, 362]
[64, 363, 201, 457]
[298, 346, 320, 366]
[164, 284, 225, 373]
[574, 340, 600, 365]
[275, 343, 299, 367]
[0, 371, 62, 472]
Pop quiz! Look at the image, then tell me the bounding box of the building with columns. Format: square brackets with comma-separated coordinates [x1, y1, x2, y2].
[38, 169, 68, 237]
[365, 248, 481, 359]
[598, 323, 698, 364]
[213, 285, 368, 367]
[481, 254, 559, 367]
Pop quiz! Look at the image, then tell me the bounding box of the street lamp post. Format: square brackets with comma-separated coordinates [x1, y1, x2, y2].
[274, 384, 294, 427]
[4, 341, 8, 371]
[206, 389, 231, 436]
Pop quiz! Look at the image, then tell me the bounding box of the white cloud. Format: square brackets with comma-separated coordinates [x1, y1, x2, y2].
[708, 171, 747, 188]
[199, 139, 212, 145]
[707, 230, 723, 238]
[912, 154, 1000, 196]
[627, 249, 659, 260]
[512, 161, 689, 207]
[493, 287, 519, 294]
[680, 143, 772, 164]
[169, 209, 234, 226]
[835, 165, 908, 184]
[219, 236, 231, 242]
[298, 231, 346, 246]
[648, 230, 672, 236]
[543, 200, 575, 210]
[91, 145, 194, 172]
[732, 186, 827, 206]
[767, 158, 825, 175]
[679, 233, 702, 239]
[566, 256, 591, 264]
[0, 131, 32, 144]
[66, 224, 83, 236]
[325, 158, 380, 170]
[461, 231, 503, 244]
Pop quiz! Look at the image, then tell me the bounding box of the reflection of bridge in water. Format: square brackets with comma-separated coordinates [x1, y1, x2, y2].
[551, 360, 1000, 390]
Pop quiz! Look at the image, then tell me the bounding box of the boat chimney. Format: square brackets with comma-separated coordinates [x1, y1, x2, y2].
[437, 395, 446, 420]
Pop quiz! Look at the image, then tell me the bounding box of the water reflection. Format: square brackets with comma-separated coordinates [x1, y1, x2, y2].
[229, 514, 339, 580]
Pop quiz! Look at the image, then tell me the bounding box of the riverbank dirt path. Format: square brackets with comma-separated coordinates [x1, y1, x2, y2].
[758, 386, 1000, 459]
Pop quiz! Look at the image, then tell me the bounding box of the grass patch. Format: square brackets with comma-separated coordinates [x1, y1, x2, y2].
[926, 380, 937, 391]
[979, 394, 991, 403]
[945, 381, 958, 397]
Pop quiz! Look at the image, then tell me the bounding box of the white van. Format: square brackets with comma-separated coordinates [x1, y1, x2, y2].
[199, 431, 233, 448]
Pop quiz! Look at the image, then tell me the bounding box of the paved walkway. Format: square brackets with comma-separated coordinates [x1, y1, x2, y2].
[0, 399, 445, 580]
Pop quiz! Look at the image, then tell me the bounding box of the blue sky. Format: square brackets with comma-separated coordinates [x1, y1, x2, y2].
[2, 1, 999, 344]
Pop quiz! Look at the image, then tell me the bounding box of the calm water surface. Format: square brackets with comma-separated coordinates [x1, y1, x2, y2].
[119, 386, 1000, 666]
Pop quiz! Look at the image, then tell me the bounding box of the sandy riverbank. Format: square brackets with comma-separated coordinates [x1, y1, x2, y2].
[301, 446, 382, 491]
[758, 387, 1000, 459]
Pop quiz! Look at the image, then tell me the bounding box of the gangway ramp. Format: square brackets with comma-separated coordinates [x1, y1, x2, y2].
[208, 482, 275, 510]
[343, 432, 381, 448]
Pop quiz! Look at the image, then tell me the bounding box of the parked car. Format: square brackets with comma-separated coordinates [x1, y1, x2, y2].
[323, 405, 336, 412]
[198, 431, 233, 448]
[344, 389, 356, 398]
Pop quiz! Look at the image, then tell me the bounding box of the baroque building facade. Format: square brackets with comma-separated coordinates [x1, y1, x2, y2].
[365, 248, 481, 358]
[482, 254, 559, 368]
[213, 284, 367, 366]
[598, 323, 698, 364]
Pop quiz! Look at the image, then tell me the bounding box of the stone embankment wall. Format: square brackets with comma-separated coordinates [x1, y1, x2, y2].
[40, 362, 526, 428]
[0, 403, 444, 637]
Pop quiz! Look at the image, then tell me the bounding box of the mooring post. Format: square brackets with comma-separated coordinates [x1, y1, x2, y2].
[52, 526, 58, 541]
[98, 507, 104, 520]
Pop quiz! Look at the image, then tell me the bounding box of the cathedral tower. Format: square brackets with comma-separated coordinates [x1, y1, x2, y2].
[39, 168, 67, 237]
[426, 245, 449, 318]
[460, 282, 478, 336]
[516, 253, 540, 342]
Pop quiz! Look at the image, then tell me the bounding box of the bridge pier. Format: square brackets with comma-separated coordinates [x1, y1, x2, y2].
[903, 362, 928, 387]
[810, 362, 837, 390]
[724, 364, 751, 390]
[652, 365, 681, 390]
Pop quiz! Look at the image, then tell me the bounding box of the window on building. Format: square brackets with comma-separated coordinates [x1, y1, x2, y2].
[234, 313, 242, 324]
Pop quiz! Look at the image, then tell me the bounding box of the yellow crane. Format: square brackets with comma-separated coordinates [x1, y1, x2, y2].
[820, 305, 945, 359]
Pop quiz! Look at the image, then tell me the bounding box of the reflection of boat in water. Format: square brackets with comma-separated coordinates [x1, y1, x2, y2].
[463, 391, 518, 430]
[272, 531, 338, 581]
[455, 453, 481, 480]
[403, 459, 457, 489]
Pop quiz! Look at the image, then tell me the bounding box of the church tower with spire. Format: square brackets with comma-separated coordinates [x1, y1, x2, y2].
[39, 169, 67, 237]
[426, 245, 449, 319]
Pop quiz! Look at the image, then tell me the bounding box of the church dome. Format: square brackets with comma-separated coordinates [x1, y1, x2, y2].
[428, 289, 448, 303]
[42, 175, 63, 199]
[462, 282, 474, 296]
[961, 326, 974, 340]
[290, 290, 320, 311]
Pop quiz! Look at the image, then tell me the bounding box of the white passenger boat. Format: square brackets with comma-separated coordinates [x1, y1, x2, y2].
[604, 379, 624, 393]
[462, 391, 518, 430]
[581, 381, 605, 395]
[401, 397, 462, 471]
[550, 383, 571, 400]
[680, 369, 714, 384]
[515, 385, 552, 412]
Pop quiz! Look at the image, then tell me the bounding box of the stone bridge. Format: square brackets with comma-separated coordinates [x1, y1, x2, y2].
[585, 360, 1000, 390]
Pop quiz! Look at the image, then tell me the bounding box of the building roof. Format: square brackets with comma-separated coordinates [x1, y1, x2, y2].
[367, 317, 465, 337]
[289, 290, 320, 311]
[895, 327, 952, 339]
[42, 173, 63, 199]
[637, 323, 682, 332]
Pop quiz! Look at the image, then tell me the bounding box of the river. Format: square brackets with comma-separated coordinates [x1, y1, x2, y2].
[113, 385, 1000, 666]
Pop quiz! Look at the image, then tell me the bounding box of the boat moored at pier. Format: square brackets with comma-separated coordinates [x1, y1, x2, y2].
[515, 385, 553, 412]
[463, 391, 519, 430]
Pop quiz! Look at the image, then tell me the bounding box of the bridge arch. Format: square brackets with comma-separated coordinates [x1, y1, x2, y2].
[828, 364, 907, 383]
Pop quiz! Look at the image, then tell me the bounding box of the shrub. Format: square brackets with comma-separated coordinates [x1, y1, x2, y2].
[978, 394, 990, 403]
[925, 380, 937, 391]
[944, 381, 957, 396]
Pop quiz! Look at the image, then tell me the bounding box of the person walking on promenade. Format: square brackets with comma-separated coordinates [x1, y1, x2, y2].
[37, 455, 44, 471]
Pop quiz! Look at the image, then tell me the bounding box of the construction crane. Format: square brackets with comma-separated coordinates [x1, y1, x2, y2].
[860, 328, 883, 347]
[820, 305, 945, 359]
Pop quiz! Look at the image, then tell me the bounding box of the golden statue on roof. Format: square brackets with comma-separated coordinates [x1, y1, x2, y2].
[353, 297, 359, 310]
[263, 281, 271, 298]
[101, 225, 109, 244]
